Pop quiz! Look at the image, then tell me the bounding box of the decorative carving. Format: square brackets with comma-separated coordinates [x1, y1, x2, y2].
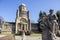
[20, 18, 27, 23]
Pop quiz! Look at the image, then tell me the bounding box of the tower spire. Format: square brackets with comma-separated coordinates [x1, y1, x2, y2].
[19, 3, 27, 11]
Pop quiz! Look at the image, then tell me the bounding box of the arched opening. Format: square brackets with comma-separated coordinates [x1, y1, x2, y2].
[18, 18, 28, 32]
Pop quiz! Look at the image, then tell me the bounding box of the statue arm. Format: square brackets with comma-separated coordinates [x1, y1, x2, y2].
[55, 14, 58, 20]
[40, 22, 46, 29]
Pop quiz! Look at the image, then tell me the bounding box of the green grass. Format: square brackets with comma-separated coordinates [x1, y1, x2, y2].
[0, 33, 14, 37]
[31, 34, 42, 37]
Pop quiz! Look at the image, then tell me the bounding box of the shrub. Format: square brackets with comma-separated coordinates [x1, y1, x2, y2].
[25, 30, 31, 35]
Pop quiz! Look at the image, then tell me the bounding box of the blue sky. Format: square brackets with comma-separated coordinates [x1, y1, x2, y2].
[0, 0, 60, 23]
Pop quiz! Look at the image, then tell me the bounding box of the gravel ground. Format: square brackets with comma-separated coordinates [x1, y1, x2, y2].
[0, 35, 14, 40]
[0, 35, 60, 40]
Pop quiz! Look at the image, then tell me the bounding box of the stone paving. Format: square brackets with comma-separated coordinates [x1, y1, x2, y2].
[53, 37, 60, 40]
[0, 35, 6, 37]
[0, 34, 14, 40]
[15, 36, 42, 40]
[0, 36, 14, 40]
[0, 35, 60, 40]
[15, 35, 60, 40]
[15, 36, 22, 40]
[25, 36, 42, 40]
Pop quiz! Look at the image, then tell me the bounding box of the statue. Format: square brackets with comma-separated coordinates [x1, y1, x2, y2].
[48, 9, 59, 35]
[40, 12, 53, 40]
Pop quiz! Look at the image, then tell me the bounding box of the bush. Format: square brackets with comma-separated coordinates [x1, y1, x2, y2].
[15, 30, 23, 35]
[19, 30, 23, 35]
[25, 30, 31, 35]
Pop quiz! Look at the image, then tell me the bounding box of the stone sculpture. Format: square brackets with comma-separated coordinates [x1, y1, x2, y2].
[48, 9, 59, 35]
[39, 9, 59, 40]
[40, 13, 53, 40]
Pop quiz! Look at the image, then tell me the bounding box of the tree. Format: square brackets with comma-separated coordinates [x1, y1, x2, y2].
[56, 11, 60, 19]
[43, 11, 47, 16]
[38, 11, 42, 22]
[0, 16, 4, 31]
[56, 11, 60, 30]
[38, 11, 43, 32]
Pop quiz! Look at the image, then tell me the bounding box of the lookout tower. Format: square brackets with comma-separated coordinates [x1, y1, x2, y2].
[15, 3, 31, 34]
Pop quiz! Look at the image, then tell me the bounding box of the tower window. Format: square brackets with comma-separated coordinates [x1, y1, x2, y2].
[18, 23, 21, 29]
[5, 25, 7, 29]
[19, 11, 27, 17]
[23, 7, 25, 10]
[20, 18, 27, 23]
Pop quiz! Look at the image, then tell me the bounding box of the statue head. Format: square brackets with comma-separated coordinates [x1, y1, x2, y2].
[49, 9, 54, 14]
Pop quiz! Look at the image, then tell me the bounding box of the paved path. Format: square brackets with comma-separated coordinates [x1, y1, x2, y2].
[0, 35, 6, 37]
[15, 35, 60, 40]
[53, 36, 60, 40]
[0, 36, 14, 40]
[15, 36, 42, 40]
[25, 36, 42, 40]
[0, 35, 60, 40]
[0, 35, 14, 40]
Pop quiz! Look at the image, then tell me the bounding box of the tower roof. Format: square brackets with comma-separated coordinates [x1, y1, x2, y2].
[21, 3, 26, 6]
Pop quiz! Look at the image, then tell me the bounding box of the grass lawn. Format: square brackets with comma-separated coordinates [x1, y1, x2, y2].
[0, 33, 14, 37]
[31, 33, 42, 37]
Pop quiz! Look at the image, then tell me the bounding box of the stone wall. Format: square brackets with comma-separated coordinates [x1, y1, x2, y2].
[1, 22, 15, 34]
[31, 23, 39, 33]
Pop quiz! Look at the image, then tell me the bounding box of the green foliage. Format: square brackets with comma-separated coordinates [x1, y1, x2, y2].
[31, 34, 42, 37]
[39, 11, 42, 17]
[43, 11, 46, 16]
[56, 11, 60, 17]
[25, 30, 31, 35]
[38, 11, 47, 32]
[38, 11, 42, 22]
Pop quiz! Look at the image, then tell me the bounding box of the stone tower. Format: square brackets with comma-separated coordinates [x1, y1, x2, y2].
[15, 3, 31, 34]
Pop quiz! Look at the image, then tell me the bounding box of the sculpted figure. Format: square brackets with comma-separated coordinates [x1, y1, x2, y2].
[48, 9, 59, 35]
[40, 12, 52, 40]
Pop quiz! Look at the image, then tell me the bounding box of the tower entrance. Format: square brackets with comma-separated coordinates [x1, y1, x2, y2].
[18, 23, 28, 31]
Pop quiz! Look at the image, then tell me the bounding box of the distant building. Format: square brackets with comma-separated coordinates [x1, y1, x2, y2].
[1, 3, 39, 34]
